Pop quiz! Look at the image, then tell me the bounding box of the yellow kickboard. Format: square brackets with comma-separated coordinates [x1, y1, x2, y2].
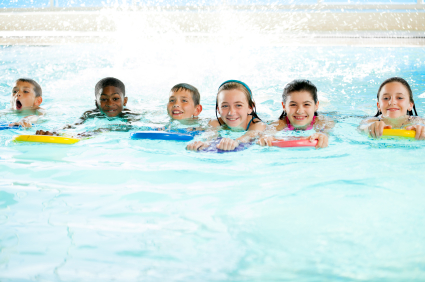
[13, 135, 80, 144]
[382, 129, 415, 138]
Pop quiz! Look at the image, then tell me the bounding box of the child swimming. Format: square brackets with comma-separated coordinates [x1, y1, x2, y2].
[9, 78, 45, 128]
[360, 77, 425, 140]
[167, 83, 202, 121]
[36, 77, 140, 136]
[72, 77, 139, 125]
[186, 80, 266, 151]
[258, 79, 334, 149]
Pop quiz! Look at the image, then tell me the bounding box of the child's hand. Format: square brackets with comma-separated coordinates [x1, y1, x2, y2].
[257, 136, 274, 146]
[186, 141, 210, 151]
[307, 133, 328, 149]
[216, 138, 239, 151]
[36, 130, 58, 136]
[10, 121, 32, 128]
[368, 121, 391, 138]
[405, 125, 425, 140]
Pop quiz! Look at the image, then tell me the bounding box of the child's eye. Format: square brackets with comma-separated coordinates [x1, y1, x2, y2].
[100, 99, 107, 102]
[182, 99, 187, 103]
[113, 98, 120, 101]
[221, 105, 228, 108]
[397, 97, 404, 100]
[383, 97, 389, 100]
[169, 99, 175, 103]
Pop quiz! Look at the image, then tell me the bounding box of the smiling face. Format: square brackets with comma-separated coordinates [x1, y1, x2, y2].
[377, 81, 413, 119]
[97, 86, 128, 117]
[11, 81, 42, 111]
[217, 89, 252, 129]
[283, 91, 319, 128]
[167, 89, 202, 120]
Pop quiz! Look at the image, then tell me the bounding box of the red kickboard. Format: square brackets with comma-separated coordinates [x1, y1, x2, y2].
[272, 139, 317, 148]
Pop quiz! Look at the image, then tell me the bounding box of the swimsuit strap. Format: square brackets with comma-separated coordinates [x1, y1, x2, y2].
[285, 116, 295, 130]
[246, 116, 254, 131]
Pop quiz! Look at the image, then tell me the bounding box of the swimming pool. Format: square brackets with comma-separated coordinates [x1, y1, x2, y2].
[1, 41, 425, 281]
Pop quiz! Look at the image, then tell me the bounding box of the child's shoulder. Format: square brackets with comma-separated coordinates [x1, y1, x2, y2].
[249, 118, 266, 131]
[208, 119, 221, 127]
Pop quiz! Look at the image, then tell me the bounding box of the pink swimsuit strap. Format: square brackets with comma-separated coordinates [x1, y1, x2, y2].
[285, 116, 316, 131]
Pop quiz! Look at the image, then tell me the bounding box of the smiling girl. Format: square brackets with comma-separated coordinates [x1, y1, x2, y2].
[258, 79, 334, 149]
[186, 80, 266, 151]
[360, 77, 425, 140]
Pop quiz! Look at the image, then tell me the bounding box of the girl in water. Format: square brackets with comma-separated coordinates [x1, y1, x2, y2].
[359, 77, 425, 140]
[186, 80, 266, 151]
[258, 79, 334, 149]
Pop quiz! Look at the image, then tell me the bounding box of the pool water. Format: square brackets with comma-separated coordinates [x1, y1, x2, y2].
[1, 42, 425, 281]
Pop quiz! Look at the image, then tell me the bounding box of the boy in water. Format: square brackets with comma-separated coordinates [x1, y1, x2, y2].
[167, 83, 202, 121]
[73, 77, 137, 125]
[9, 78, 45, 128]
[37, 77, 139, 135]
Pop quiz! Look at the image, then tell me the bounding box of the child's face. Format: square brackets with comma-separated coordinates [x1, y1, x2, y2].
[217, 89, 252, 129]
[97, 86, 128, 117]
[167, 89, 202, 120]
[377, 82, 413, 119]
[283, 91, 319, 128]
[11, 81, 42, 111]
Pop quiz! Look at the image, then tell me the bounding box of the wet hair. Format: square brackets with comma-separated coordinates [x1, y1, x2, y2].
[16, 78, 42, 97]
[95, 77, 125, 108]
[375, 77, 417, 117]
[279, 79, 318, 120]
[215, 80, 262, 126]
[170, 83, 200, 106]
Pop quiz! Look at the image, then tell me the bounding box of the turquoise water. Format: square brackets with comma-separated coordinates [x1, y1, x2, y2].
[1, 44, 425, 281]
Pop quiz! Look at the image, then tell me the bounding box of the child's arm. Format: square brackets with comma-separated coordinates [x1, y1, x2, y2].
[305, 116, 334, 149]
[359, 117, 389, 138]
[216, 119, 266, 151]
[10, 108, 45, 128]
[258, 120, 285, 146]
[186, 120, 220, 151]
[404, 117, 425, 140]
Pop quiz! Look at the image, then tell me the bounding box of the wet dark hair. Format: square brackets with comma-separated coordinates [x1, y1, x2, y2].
[16, 78, 42, 97]
[375, 77, 417, 117]
[279, 79, 318, 120]
[95, 77, 125, 108]
[170, 83, 200, 106]
[215, 80, 262, 126]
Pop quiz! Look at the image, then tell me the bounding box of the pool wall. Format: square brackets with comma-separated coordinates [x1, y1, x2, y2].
[0, 1, 424, 46]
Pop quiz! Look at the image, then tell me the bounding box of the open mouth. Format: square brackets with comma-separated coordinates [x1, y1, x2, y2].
[172, 110, 183, 115]
[16, 100, 22, 110]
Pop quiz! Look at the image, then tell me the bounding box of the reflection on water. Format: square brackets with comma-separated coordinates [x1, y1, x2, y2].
[1, 42, 425, 281]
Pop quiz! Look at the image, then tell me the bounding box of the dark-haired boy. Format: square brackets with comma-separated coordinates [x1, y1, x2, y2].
[36, 77, 139, 136]
[73, 77, 138, 125]
[10, 78, 45, 127]
[167, 83, 202, 121]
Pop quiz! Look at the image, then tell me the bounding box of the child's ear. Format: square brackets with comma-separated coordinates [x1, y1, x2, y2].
[281, 102, 286, 111]
[193, 104, 202, 117]
[377, 101, 381, 112]
[124, 97, 128, 106]
[315, 101, 319, 112]
[34, 96, 42, 106]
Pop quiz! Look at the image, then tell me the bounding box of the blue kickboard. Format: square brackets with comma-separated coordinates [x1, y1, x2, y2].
[131, 131, 194, 141]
